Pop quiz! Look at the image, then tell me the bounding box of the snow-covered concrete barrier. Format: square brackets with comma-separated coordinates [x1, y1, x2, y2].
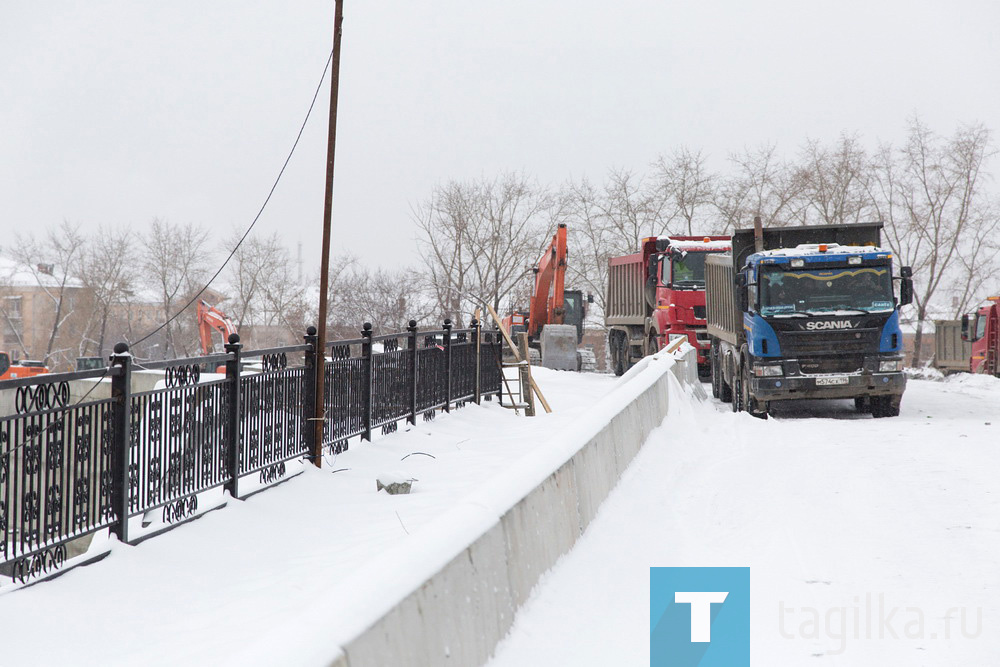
[309, 345, 700, 667]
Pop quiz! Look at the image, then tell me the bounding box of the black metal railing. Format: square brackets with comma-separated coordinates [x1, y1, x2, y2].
[0, 319, 502, 585]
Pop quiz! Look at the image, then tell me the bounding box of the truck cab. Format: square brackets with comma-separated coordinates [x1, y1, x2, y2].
[961, 296, 1000, 375]
[742, 244, 908, 400]
[648, 236, 731, 372]
[707, 222, 913, 418]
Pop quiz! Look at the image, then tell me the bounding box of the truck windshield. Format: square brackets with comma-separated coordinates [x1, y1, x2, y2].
[670, 251, 716, 287]
[759, 265, 894, 316]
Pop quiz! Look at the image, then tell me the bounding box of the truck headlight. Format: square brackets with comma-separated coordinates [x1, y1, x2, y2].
[879, 360, 902, 372]
[753, 364, 783, 377]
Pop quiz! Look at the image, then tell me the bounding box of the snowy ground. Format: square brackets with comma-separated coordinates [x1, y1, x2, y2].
[488, 374, 1000, 665]
[0, 368, 617, 666]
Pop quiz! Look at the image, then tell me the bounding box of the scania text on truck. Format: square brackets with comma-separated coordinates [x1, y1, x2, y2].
[961, 296, 1000, 376]
[706, 220, 913, 418]
[605, 235, 730, 376]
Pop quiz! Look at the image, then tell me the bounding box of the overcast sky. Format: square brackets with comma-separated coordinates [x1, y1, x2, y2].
[2, 0, 997, 277]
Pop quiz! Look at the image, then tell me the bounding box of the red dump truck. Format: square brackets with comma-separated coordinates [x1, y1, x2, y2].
[605, 235, 730, 376]
[962, 296, 1000, 375]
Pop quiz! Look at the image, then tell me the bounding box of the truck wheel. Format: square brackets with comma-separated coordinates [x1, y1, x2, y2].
[742, 364, 768, 419]
[646, 332, 659, 357]
[719, 352, 733, 404]
[710, 343, 721, 399]
[730, 361, 742, 412]
[611, 332, 625, 376]
[872, 394, 901, 418]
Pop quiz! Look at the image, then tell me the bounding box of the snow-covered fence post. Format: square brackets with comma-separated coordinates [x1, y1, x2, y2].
[109, 342, 132, 544]
[224, 333, 243, 499]
[407, 319, 418, 425]
[361, 322, 373, 442]
[472, 317, 482, 405]
[443, 318, 453, 413]
[302, 325, 319, 463]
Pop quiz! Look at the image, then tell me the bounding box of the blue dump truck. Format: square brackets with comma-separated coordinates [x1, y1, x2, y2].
[705, 220, 913, 419]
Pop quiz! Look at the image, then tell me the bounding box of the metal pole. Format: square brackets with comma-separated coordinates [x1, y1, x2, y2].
[314, 0, 345, 468]
[110, 343, 132, 544]
[361, 322, 373, 442]
[407, 319, 418, 425]
[443, 318, 453, 413]
[224, 334, 243, 499]
[473, 317, 482, 405]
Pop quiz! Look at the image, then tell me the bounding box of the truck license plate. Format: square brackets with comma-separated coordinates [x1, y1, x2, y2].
[815, 376, 849, 386]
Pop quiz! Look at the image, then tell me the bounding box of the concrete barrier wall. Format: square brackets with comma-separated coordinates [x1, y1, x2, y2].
[335, 346, 698, 667]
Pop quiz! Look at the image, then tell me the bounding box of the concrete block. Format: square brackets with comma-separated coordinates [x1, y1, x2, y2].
[344, 523, 514, 667]
[337, 357, 691, 667]
[502, 461, 580, 608]
[573, 433, 619, 532]
[540, 325, 578, 371]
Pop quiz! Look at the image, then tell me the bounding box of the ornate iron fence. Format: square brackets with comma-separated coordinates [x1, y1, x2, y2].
[0, 319, 501, 585]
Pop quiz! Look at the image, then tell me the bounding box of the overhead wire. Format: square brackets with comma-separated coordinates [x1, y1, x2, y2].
[132, 48, 335, 347]
[0, 49, 335, 460]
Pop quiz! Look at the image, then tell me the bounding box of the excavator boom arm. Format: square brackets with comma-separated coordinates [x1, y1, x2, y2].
[527, 224, 568, 338]
[197, 300, 238, 354]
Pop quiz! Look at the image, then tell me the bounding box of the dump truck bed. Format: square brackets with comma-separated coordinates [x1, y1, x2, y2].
[605, 253, 647, 327]
[705, 253, 740, 346]
[933, 320, 971, 373]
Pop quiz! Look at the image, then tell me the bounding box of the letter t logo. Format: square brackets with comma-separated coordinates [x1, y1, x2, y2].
[674, 591, 729, 642]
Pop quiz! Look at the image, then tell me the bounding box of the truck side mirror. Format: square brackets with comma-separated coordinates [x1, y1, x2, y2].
[735, 273, 747, 288]
[961, 314, 970, 341]
[899, 277, 913, 307]
[738, 285, 749, 312]
[647, 255, 658, 285]
[587, 293, 595, 304]
[900, 265, 912, 279]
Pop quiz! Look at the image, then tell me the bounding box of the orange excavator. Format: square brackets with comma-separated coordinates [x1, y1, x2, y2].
[502, 224, 592, 370]
[0, 353, 49, 380]
[197, 300, 238, 372]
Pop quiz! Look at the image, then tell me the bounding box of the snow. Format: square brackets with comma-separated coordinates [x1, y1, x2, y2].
[769, 308, 894, 318]
[665, 239, 732, 251]
[4, 356, 997, 666]
[488, 374, 1000, 666]
[0, 254, 83, 288]
[0, 367, 619, 666]
[754, 243, 888, 258]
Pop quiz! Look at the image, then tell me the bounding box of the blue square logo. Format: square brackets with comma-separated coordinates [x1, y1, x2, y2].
[650, 567, 750, 666]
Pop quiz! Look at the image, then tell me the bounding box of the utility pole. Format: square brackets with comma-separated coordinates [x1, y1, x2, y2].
[314, 0, 345, 467]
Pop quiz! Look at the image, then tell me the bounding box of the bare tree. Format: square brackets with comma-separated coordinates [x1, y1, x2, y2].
[599, 168, 671, 248]
[76, 226, 136, 358]
[798, 134, 877, 225]
[140, 218, 212, 358]
[10, 221, 87, 367]
[415, 173, 550, 325]
[653, 148, 718, 235]
[554, 178, 618, 320]
[715, 144, 807, 229]
[867, 118, 995, 365]
[219, 231, 310, 346]
[334, 266, 433, 335]
[944, 199, 1000, 317]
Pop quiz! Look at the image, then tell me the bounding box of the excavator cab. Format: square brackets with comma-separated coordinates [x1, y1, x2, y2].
[563, 290, 586, 344]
